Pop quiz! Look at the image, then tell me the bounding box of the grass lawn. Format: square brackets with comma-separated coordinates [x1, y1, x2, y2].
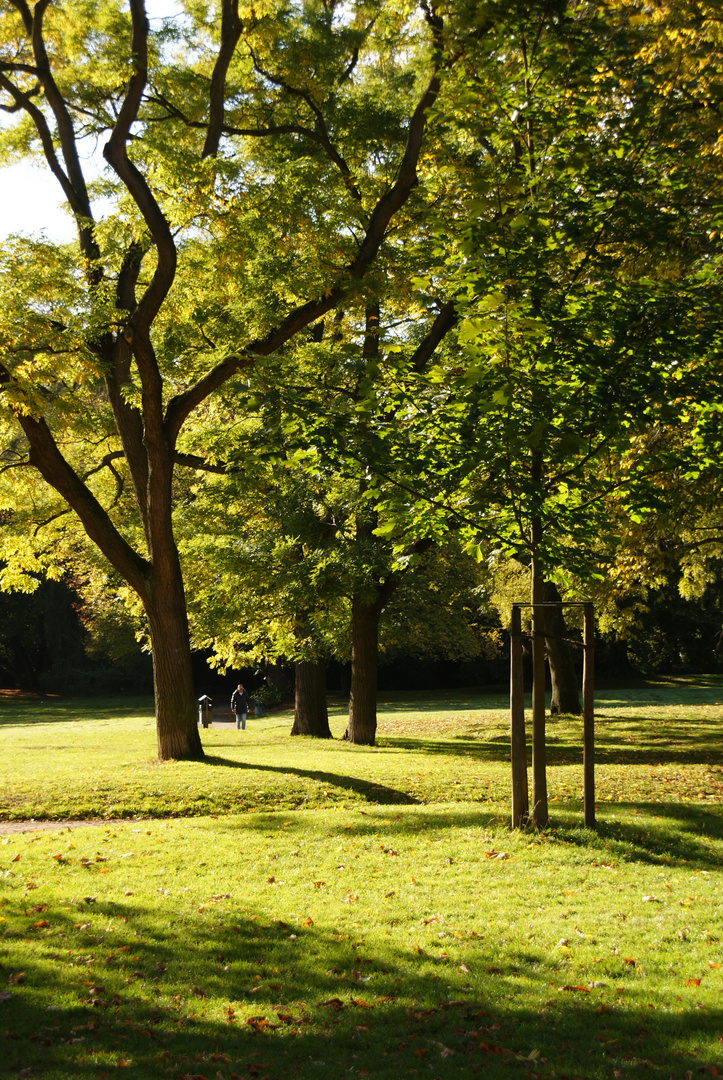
[0, 682, 722, 1079]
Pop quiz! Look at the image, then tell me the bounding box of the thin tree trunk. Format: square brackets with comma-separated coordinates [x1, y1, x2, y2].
[291, 659, 331, 737]
[544, 581, 581, 715]
[344, 597, 380, 745]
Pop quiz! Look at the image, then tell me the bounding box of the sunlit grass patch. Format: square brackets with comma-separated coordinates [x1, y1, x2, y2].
[1, 682, 722, 822]
[0, 805, 722, 1079]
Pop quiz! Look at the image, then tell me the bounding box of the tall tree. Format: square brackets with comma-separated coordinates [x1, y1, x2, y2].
[0, 0, 453, 758]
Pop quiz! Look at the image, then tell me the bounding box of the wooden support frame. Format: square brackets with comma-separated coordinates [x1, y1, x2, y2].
[509, 602, 595, 830]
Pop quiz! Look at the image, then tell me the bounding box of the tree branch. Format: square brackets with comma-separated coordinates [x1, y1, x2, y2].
[103, 0, 176, 331]
[409, 300, 457, 373]
[165, 38, 445, 441]
[2, 380, 152, 598]
[202, 0, 243, 158]
[9, 0, 100, 262]
[174, 452, 232, 474]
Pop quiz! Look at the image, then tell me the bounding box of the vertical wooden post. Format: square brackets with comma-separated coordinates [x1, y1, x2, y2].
[530, 544, 548, 829]
[583, 602, 595, 828]
[510, 605, 528, 829]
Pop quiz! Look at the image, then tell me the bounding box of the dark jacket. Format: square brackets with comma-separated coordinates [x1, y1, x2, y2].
[231, 688, 250, 713]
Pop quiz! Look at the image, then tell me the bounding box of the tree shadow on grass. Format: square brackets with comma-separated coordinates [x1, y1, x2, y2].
[202, 754, 419, 805]
[3, 897, 721, 1080]
[550, 801, 723, 869]
[378, 731, 723, 767]
[211, 802, 723, 872]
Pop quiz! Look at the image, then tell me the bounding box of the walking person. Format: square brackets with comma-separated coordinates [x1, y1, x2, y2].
[231, 682, 251, 731]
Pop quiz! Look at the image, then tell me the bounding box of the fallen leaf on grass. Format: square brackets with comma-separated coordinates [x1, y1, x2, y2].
[707, 962, 720, 969]
[624, 958, 637, 966]
[558, 985, 591, 993]
[7, 973, 25, 984]
[322, 998, 345, 1010]
[192, 987, 207, 998]
[483, 851, 509, 860]
[641, 895, 658, 903]
[246, 1016, 279, 1031]
[684, 978, 701, 987]
[32, 920, 49, 929]
[302, 917, 314, 926]
[350, 998, 374, 1008]
[478, 1042, 515, 1056]
[459, 964, 471, 974]
[10, 854, 20, 863]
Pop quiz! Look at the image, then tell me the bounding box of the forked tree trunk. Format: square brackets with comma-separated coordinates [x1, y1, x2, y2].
[544, 581, 581, 715]
[343, 597, 380, 745]
[291, 659, 332, 737]
[146, 568, 204, 761]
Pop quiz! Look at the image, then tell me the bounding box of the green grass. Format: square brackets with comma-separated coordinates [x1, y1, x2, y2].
[1, 682, 722, 1079]
[1, 682, 722, 821]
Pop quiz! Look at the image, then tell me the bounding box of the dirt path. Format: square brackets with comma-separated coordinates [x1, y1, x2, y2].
[0, 818, 125, 836]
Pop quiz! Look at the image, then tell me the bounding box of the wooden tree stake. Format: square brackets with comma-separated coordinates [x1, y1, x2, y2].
[510, 605, 529, 828]
[583, 602, 595, 828]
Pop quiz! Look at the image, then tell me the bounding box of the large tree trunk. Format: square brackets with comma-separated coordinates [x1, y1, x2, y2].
[544, 581, 581, 715]
[291, 659, 331, 737]
[146, 565, 204, 761]
[344, 597, 380, 745]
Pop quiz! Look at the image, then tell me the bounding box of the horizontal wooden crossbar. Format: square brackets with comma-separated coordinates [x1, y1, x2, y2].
[512, 601, 592, 607]
[517, 631, 587, 649]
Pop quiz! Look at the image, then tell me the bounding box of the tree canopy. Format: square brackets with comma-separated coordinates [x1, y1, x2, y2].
[1, 0, 723, 759]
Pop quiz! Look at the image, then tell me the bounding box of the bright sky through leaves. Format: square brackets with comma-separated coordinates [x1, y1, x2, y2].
[0, 0, 182, 242]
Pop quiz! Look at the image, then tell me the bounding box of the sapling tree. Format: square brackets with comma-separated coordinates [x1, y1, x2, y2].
[363, 1, 723, 822]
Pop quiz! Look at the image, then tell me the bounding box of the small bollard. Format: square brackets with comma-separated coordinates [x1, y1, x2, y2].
[198, 694, 213, 729]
